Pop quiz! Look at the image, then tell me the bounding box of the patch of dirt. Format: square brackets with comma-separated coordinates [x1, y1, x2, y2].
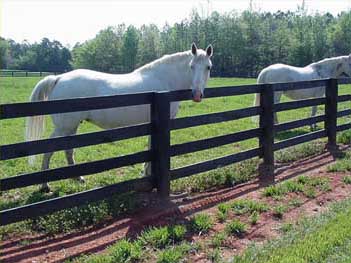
[1, 148, 351, 263]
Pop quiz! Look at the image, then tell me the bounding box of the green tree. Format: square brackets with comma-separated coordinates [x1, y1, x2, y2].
[0, 37, 9, 68]
[122, 25, 139, 72]
[137, 24, 160, 67]
[72, 26, 122, 72]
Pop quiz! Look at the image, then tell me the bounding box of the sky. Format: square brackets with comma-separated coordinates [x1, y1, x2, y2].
[1, 0, 351, 47]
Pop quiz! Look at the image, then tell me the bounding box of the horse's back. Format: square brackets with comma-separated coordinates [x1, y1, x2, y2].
[49, 69, 143, 100]
[258, 63, 316, 84]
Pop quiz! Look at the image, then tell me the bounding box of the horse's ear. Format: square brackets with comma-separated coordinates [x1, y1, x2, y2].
[206, 44, 213, 57]
[191, 43, 197, 55]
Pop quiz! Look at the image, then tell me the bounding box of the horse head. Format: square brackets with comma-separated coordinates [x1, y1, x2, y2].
[189, 43, 213, 102]
[336, 54, 351, 78]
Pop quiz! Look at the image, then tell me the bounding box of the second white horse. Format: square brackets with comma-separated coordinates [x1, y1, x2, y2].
[254, 55, 351, 129]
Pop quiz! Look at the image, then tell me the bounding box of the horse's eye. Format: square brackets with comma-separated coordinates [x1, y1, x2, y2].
[190, 65, 194, 70]
[207, 66, 211, 70]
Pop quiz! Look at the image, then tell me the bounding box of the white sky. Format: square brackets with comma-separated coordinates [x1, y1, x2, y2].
[1, 0, 351, 47]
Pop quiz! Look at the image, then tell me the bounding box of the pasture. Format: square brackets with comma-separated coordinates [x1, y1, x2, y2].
[0, 76, 350, 236]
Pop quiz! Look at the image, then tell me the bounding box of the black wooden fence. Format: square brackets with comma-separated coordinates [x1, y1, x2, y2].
[0, 70, 60, 77]
[1, 78, 350, 226]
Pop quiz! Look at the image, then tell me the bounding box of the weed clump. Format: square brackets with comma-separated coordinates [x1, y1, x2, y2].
[190, 213, 214, 234]
[225, 219, 247, 237]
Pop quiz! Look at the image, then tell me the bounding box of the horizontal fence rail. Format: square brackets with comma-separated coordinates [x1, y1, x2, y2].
[1, 77, 350, 226]
[338, 94, 351, 102]
[170, 106, 261, 130]
[1, 150, 152, 191]
[168, 84, 262, 102]
[273, 79, 328, 92]
[274, 115, 325, 132]
[170, 128, 261, 156]
[275, 97, 326, 112]
[337, 78, 351, 85]
[274, 130, 327, 151]
[337, 122, 351, 132]
[1, 176, 154, 225]
[1, 123, 151, 160]
[0, 92, 154, 119]
[170, 148, 261, 180]
[337, 109, 351, 118]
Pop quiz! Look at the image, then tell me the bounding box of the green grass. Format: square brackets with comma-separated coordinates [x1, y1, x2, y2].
[342, 176, 351, 184]
[328, 150, 351, 172]
[217, 203, 230, 222]
[139, 225, 187, 249]
[211, 232, 227, 248]
[190, 213, 214, 234]
[272, 204, 289, 219]
[231, 199, 269, 215]
[108, 239, 142, 263]
[262, 175, 331, 199]
[225, 219, 247, 236]
[233, 198, 351, 263]
[156, 243, 192, 263]
[288, 197, 303, 208]
[1, 77, 350, 236]
[249, 211, 260, 225]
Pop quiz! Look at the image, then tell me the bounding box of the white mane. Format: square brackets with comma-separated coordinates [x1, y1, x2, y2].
[135, 49, 209, 73]
[136, 51, 192, 73]
[310, 55, 346, 68]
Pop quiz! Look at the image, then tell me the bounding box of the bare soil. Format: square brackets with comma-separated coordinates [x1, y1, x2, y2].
[1, 148, 351, 263]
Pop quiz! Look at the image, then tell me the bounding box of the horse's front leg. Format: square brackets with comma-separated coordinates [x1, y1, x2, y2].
[310, 105, 318, 131]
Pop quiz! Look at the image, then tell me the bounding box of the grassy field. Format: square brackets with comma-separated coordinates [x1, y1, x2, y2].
[0, 77, 350, 235]
[234, 198, 351, 263]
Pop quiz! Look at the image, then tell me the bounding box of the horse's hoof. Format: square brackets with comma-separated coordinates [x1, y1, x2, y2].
[310, 125, 317, 131]
[40, 185, 51, 193]
[75, 176, 85, 183]
[141, 171, 151, 177]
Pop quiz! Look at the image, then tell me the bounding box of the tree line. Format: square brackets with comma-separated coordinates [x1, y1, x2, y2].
[1, 7, 351, 77]
[0, 37, 72, 73]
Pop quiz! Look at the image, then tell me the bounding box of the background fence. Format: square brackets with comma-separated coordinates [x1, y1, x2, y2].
[0, 70, 60, 77]
[0, 78, 350, 226]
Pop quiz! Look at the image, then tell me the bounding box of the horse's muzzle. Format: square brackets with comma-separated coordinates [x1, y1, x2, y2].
[192, 90, 203, 102]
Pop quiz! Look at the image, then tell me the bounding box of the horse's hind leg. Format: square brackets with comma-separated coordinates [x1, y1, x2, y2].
[143, 136, 152, 177]
[310, 105, 318, 131]
[40, 125, 81, 192]
[40, 128, 61, 192]
[65, 148, 85, 183]
[273, 92, 283, 124]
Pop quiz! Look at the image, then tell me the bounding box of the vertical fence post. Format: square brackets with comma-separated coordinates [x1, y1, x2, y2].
[325, 78, 338, 151]
[259, 84, 275, 183]
[151, 91, 171, 198]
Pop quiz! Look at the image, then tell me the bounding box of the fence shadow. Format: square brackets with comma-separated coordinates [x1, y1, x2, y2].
[0, 149, 339, 263]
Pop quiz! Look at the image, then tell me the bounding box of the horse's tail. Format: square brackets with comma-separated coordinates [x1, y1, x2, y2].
[26, 75, 58, 165]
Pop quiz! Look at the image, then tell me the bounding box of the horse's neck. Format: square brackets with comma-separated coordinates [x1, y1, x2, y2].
[136, 52, 193, 91]
[310, 58, 340, 78]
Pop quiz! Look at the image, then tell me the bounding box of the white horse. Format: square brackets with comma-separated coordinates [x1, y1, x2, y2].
[26, 43, 213, 192]
[254, 55, 351, 129]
